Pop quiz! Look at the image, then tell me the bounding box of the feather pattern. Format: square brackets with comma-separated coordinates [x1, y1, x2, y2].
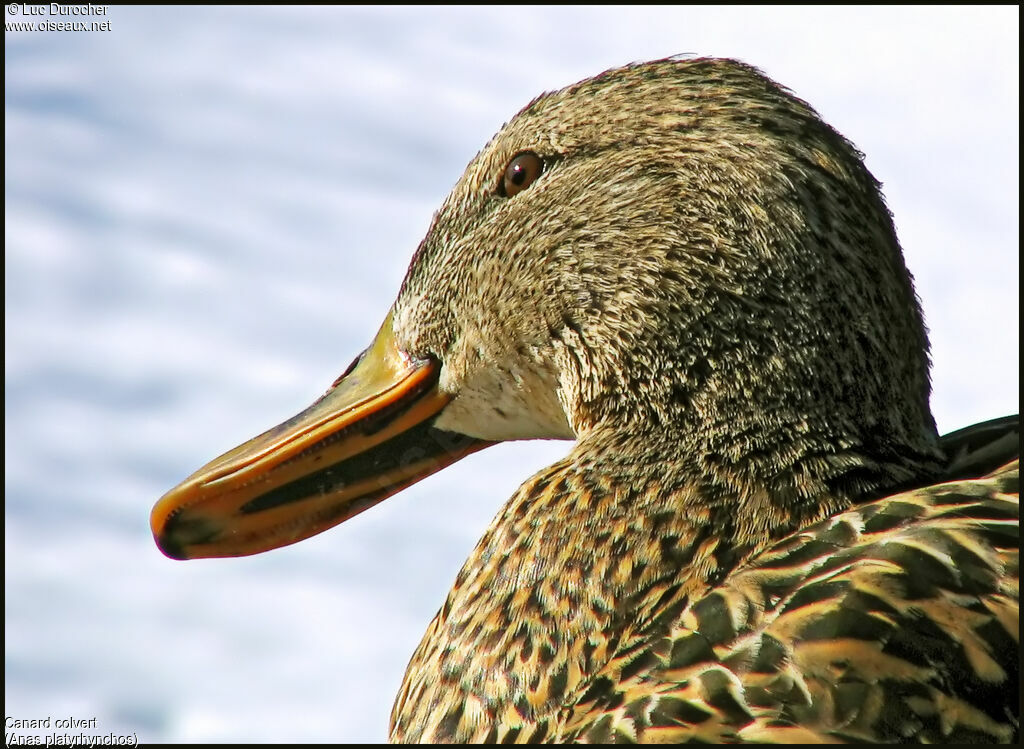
[558, 458, 1019, 744]
[392, 432, 1018, 743]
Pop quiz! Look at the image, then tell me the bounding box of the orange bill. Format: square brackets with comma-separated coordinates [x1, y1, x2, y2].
[151, 312, 492, 559]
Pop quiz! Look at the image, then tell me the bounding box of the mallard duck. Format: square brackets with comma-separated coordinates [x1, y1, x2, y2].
[151, 58, 1020, 743]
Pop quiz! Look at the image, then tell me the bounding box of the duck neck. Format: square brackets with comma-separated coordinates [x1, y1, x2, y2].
[390, 426, 835, 742]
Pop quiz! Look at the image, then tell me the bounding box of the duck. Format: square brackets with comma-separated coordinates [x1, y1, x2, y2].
[150, 57, 1020, 743]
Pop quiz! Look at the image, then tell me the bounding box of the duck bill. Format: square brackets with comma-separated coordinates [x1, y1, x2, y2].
[151, 313, 492, 560]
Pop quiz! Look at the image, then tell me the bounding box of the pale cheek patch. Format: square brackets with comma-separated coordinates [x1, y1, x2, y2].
[435, 360, 575, 442]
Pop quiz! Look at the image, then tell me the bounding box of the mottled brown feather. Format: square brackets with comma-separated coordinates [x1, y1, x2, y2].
[556, 460, 1019, 744]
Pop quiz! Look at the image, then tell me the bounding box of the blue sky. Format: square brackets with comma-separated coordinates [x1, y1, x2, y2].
[5, 6, 1018, 743]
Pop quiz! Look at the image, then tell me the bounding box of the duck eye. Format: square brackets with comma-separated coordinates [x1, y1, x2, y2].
[500, 151, 544, 197]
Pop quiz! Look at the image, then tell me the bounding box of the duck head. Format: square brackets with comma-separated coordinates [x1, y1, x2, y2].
[152, 58, 941, 561]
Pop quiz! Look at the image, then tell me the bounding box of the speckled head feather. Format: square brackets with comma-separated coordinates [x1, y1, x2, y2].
[395, 57, 940, 524]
